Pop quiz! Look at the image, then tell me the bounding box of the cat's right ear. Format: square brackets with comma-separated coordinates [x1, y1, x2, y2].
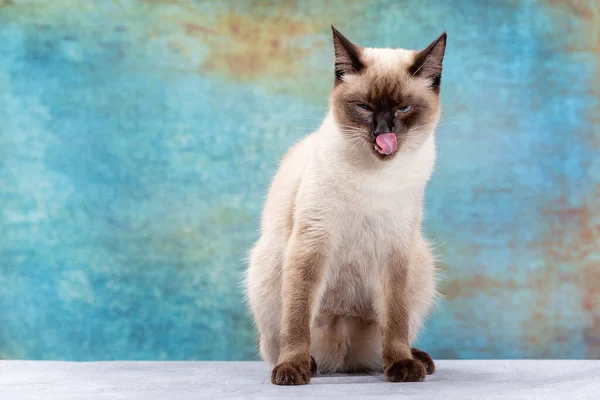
[331, 26, 364, 82]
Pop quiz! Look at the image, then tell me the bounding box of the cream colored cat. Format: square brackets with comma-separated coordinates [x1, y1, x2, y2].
[245, 26, 446, 385]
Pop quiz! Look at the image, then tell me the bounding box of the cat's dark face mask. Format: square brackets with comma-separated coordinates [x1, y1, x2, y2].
[329, 27, 446, 161]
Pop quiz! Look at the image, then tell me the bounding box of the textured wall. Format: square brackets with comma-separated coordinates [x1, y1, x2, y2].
[0, 0, 599, 360]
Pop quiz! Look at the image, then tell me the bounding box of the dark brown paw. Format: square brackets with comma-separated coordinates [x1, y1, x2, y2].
[271, 360, 311, 385]
[310, 356, 317, 376]
[384, 359, 427, 382]
[411, 348, 435, 375]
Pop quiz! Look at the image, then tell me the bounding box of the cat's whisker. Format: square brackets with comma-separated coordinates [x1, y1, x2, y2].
[340, 131, 365, 137]
[337, 125, 365, 131]
[342, 132, 365, 137]
[340, 129, 366, 135]
[341, 134, 364, 142]
[348, 139, 365, 153]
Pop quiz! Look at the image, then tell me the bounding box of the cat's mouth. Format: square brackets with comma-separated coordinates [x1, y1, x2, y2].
[373, 133, 398, 156]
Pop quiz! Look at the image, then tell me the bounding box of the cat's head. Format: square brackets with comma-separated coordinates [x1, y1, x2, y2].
[329, 26, 446, 161]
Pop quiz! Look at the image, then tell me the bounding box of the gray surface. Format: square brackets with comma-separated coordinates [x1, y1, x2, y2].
[1, 360, 599, 399]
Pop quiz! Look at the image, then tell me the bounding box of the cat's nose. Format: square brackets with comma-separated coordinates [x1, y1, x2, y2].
[373, 114, 395, 137]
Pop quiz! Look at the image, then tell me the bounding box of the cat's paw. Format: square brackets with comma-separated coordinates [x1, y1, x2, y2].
[271, 360, 311, 385]
[384, 359, 427, 382]
[411, 348, 435, 375]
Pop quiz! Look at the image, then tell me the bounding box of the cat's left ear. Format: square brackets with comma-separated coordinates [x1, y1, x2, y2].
[410, 33, 447, 92]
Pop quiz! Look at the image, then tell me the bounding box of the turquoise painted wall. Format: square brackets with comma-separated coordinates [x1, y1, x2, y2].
[1, 0, 599, 360]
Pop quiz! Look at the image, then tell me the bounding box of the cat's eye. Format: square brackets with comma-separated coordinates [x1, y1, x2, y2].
[356, 103, 372, 111]
[397, 105, 412, 113]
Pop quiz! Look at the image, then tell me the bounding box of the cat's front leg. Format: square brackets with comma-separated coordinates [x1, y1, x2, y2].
[379, 248, 427, 383]
[271, 224, 330, 386]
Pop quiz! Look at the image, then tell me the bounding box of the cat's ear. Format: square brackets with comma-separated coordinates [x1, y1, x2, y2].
[410, 32, 447, 92]
[331, 26, 364, 82]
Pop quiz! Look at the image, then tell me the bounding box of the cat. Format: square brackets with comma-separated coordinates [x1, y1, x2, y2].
[245, 26, 446, 385]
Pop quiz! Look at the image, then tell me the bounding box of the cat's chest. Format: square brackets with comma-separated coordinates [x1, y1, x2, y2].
[331, 193, 413, 260]
[308, 162, 422, 256]
[331, 185, 417, 241]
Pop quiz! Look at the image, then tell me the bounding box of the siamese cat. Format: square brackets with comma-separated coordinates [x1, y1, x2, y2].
[245, 26, 446, 385]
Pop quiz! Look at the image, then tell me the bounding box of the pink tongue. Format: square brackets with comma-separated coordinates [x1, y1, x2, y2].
[375, 133, 397, 155]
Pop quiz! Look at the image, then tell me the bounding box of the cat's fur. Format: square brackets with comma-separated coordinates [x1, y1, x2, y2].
[245, 26, 446, 385]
